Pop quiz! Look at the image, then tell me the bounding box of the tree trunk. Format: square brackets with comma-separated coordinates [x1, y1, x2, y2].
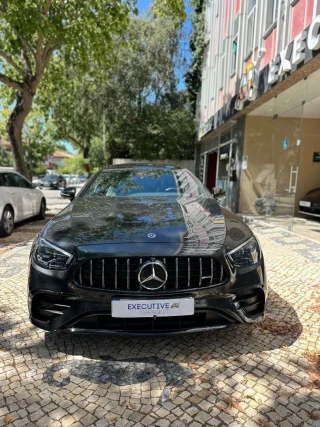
[7, 89, 34, 179]
[83, 146, 90, 158]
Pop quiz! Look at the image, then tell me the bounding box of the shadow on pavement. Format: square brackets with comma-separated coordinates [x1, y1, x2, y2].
[41, 288, 302, 361]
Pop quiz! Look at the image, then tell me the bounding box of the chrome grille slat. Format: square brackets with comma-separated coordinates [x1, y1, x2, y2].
[75, 257, 227, 291]
[90, 260, 93, 287]
[199, 258, 202, 287]
[102, 259, 105, 288]
[127, 259, 130, 290]
[175, 258, 178, 289]
[115, 259, 118, 290]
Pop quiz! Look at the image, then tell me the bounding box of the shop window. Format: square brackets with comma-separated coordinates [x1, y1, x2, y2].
[265, 0, 279, 31]
[245, 1, 256, 57]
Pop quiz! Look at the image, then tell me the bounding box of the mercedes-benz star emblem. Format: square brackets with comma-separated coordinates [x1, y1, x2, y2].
[137, 260, 168, 290]
[148, 233, 156, 239]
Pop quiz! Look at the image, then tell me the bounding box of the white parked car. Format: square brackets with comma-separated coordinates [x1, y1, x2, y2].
[0, 170, 46, 237]
[62, 174, 71, 185]
[70, 174, 79, 184]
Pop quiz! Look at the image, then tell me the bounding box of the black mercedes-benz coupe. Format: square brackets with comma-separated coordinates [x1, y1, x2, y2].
[28, 165, 267, 335]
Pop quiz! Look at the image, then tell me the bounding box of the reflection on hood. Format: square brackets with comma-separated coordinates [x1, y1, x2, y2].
[42, 195, 227, 254]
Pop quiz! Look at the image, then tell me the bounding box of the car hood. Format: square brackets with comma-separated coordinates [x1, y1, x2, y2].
[42, 196, 226, 248]
[41, 196, 253, 256]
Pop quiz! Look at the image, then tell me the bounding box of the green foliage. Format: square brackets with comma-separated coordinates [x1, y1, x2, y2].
[23, 111, 58, 176]
[185, 0, 206, 114]
[90, 138, 108, 169]
[0, 0, 137, 77]
[39, 61, 105, 157]
[37, 15, 195, 165]
[101, 16, 195, 161]
[57, 155, 86, 175]
[152, 0, 186, 24]
[0, 144, 13, 167]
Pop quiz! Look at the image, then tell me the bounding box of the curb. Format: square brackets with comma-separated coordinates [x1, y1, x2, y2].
[0, 240, 33, 262]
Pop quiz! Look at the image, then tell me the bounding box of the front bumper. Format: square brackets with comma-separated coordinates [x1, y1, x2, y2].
[28, 257, 267, 335]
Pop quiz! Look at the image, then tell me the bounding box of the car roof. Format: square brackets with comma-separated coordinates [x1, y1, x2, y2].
[0, 167, 15, 172]
[101, 164, 180, 171]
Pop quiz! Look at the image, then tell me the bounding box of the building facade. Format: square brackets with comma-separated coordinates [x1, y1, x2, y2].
[197, 0, 320, 229]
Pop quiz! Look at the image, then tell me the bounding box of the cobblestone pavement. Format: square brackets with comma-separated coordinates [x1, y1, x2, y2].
[0, 223, 319, 427]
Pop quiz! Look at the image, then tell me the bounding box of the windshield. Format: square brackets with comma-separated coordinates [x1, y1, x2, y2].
[86, 169, 179, 198]
[84, 168, 208, 200]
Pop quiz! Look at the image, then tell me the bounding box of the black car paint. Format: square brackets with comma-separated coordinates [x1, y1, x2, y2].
[29, 165, 267, 334]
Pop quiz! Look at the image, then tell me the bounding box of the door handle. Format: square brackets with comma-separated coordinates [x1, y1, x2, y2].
[9, 191, 15, 194]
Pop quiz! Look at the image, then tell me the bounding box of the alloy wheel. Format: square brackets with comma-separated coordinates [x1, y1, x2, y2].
[4, 210, 14, 234]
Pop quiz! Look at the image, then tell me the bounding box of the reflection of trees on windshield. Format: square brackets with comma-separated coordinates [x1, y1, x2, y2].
[47, 198, 186, 245]
[86, 168, 179, 197]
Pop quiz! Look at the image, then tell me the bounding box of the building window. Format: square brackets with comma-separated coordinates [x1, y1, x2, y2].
[265, 0, 279, 30]
[219, 38, 226, 90]
[245, 1, 256, 57]
[231, 16, 239, 74]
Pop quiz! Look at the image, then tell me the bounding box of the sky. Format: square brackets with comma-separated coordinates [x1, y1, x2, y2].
[63, 0, 192, 154]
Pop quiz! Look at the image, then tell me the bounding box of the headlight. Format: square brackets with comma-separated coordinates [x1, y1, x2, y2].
[35, 238, 73, 270]
[228, 237, 261, 268]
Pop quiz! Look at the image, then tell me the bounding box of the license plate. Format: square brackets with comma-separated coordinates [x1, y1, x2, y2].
[111, 298, 194, 318]
[299, 201, 311, 207]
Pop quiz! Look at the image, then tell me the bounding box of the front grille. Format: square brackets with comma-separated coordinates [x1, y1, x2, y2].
[300, 206, 320, 214]
[74, 257, 228, 292]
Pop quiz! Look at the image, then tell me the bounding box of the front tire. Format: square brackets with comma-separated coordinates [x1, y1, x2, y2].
[0, 206, 14, 237]
[38, 199, 46, 220]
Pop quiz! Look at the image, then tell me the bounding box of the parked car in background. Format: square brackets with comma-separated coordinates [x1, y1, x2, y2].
[70, 174, 80, 184]
[32, 175, 45, 187]
[79, 175, 86, 183]
[299, 188, 320, 218]
[0, 170, 46, 237]
[62, 174, 71, 185]
[39, 175, 66, 190]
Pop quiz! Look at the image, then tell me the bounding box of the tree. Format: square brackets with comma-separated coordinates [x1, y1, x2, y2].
[185, 0, 206, 114]
[152, 0, 186, 24]
[0, 0, 137, 178]
[100, 16, 195, 161]
[23, 111, 60, 177]
[0, 144, 13, 167]
[57, 155, 86, 175]
[39, 62, 105, 159]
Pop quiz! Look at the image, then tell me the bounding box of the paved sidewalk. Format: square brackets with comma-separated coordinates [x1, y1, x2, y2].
[0, 223, 319, 426]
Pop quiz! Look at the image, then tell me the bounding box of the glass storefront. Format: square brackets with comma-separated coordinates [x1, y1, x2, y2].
[240, 67, 320, 231]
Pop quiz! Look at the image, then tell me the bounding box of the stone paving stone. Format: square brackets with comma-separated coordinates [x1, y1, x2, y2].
[1, 227, 320, 426]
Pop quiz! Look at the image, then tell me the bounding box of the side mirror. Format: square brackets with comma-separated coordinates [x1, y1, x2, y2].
[32, 183, 38, 189]
[212, 187, 226, 201]
[60, 187, 76, 201]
